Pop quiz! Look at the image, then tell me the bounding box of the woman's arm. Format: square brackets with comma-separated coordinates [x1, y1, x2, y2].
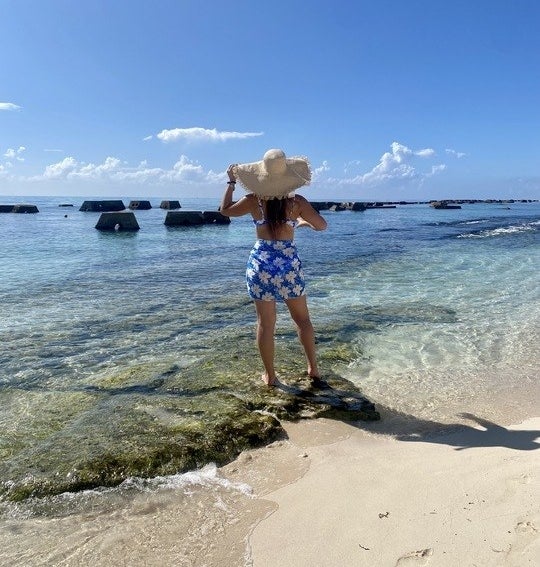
[296, 195, 328, 231]
[219, 164, 253, 217]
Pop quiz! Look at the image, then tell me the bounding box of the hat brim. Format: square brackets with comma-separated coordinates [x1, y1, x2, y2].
[234, 157, 311, 199]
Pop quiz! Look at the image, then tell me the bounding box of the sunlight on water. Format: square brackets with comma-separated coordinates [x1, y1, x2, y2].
[0, 198, 538, 509]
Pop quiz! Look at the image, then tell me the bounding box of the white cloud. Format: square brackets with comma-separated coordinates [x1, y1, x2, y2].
[445, 148, 467, 158]
[156, 127, 264, 143]
[3, 146, 26, 161]
[312, 160, 330, 181]
[416, 148, 435, 157]
[44, 148, 64, 153]
[43, 157, 79, 178]
[332, 142, 445, 187]
[428, 164, 447, 176]
[142, 135, 153, 141]
[36, 154, 224, 185]
[0, 102, 21, 111]
[343, 159, 363, 174]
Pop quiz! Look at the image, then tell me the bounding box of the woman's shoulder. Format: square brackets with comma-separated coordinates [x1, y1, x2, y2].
[292, 194, 310, 209]
[241, 193, 258, 208]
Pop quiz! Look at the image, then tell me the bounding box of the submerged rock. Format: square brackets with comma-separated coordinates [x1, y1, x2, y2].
[0, 333, 379, 502]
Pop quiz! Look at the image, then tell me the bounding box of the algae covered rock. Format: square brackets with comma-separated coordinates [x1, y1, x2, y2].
[0, 333, 378, 502]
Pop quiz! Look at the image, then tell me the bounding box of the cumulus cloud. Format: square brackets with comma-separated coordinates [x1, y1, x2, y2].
[445, 148, 467, 158]
[43, 157, 79, 178]
[156, 127, 263, 143]
[0, 102, 21, 111]
[327, 142, 446, 189]
[37, 154, 224, 185]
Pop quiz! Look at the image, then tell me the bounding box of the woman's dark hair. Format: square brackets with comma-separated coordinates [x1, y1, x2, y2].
[265, 198, 288, 239]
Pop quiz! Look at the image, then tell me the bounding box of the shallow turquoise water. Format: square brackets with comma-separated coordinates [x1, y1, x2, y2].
[1, 197, 539, 499]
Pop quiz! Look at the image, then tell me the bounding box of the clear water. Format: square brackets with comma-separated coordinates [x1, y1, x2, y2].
[2, 196, 539, 410]
[0, 197, 539, 505]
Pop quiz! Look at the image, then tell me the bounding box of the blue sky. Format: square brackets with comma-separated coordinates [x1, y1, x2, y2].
[1, 0, 539, 201]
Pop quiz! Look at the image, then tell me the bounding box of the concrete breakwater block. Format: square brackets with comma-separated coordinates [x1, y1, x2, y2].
[351, 202, 367, 211]
[80, 200, 125, 212]
[312, 201, 367, 212]
[13, 204, 40, 213]
[95, 212, 140, 231]
[202, 211, 231, 224]
[0, 204, 39, 213]
[164, 211, 204, 226]
[129, 200, 152, 210]
[160, 200, 181, 210]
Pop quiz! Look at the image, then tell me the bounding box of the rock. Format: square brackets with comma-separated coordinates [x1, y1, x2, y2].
[95, 212, 140, 231]
[202, 211, 231, 224]
[128, 200, 152, 210]
[164, 211, 204, 226]
[160, 200, 182, 210]
[80, 200, 125, 212]
[0, 205, 15, 213]
[58, 204, 74, 207]
[0, 330, 380, 502]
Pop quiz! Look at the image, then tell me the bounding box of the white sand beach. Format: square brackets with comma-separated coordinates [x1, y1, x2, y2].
[224, 415, 540, 567]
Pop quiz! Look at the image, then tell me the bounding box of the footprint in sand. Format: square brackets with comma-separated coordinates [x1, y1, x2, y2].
[395, 548, 433, 566]
[515, 520, 537, 534]
[505, 520, 539, 565]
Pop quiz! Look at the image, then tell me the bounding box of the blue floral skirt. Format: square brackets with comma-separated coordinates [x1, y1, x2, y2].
[246, 239, 305, 301]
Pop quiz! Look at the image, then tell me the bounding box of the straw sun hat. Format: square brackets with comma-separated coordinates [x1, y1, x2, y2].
[233, 149, 311, 200]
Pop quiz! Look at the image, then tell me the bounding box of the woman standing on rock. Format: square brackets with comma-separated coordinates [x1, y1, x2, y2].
[219, 149, 327, 387]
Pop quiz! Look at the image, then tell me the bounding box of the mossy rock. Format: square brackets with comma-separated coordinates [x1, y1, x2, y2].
[0, 333, 378, 502]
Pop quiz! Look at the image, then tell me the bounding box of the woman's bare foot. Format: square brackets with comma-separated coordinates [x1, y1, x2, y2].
[306, 371, 330, 389]
[261, 373, 279, 387]
[307, 365, 320, 379]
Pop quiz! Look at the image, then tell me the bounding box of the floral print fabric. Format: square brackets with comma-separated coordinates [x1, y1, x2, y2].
[246, 239, 305, 301]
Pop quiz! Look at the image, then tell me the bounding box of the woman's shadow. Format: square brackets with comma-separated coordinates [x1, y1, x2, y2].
[366, 409, 540, 451]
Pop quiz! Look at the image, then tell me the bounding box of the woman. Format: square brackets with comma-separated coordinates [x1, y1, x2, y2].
[219, 149, 327, 387]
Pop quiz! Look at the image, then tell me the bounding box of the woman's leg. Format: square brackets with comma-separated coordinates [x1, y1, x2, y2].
[284, 296, 320, 378]
[254, 299, 278, 385]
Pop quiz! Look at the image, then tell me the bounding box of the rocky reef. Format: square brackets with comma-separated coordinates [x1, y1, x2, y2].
[0, 333, 378, 502]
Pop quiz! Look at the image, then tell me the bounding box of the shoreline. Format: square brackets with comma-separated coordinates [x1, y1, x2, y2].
[227, 415, 540, 567]
[0, 414, 537, 566]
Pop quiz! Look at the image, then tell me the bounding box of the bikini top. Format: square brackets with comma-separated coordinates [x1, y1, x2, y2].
[252, 198, 298, 227]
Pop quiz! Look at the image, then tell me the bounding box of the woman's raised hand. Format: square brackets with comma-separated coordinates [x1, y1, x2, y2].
[227, 164, 237, 182]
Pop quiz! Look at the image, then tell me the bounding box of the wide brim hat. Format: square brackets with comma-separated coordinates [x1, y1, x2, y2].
[233, 149, 311, 200]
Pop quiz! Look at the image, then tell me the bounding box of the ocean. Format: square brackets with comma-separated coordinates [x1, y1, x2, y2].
[0, 195, 538, 564]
